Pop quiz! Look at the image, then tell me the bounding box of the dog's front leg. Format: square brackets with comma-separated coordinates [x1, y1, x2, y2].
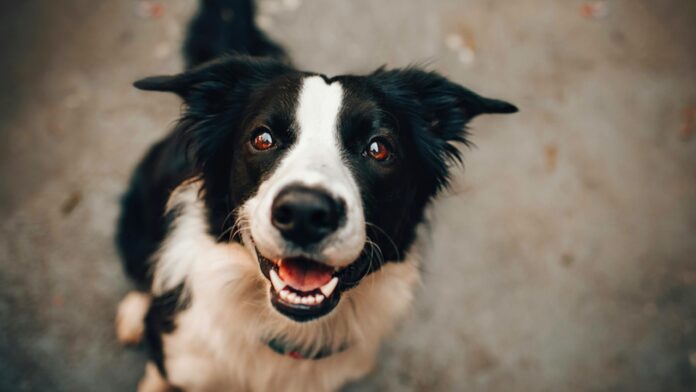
[115, 291, 151, 345]
[138, 362, 173, 392]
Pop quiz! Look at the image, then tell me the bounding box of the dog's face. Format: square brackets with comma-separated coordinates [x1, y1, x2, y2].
[136, 56, 516, 322]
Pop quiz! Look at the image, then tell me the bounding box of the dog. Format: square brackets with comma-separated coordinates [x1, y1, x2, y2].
[114, 0, 517, 390]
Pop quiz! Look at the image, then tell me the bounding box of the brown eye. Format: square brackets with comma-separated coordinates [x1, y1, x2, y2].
[250, 127, 275, 151]
[366, 138, 392, 162]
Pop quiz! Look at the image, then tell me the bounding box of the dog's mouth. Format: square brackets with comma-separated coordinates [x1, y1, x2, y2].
[256, 250, 369, 322]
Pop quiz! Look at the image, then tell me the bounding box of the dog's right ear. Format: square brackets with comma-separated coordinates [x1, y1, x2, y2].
[133, 55, 292, 112]
[134, 56, 294, 168]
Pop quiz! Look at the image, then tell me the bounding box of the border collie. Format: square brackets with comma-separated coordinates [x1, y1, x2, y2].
[115, 0, 517, 390]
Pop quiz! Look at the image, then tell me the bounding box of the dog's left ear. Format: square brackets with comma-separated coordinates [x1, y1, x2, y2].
[368, 67, 517, 188]
[369, 67, 517, 129]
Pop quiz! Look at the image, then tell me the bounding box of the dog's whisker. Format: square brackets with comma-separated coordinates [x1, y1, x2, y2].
[216, 210, 248, 242]
[365, 221, 400, 262]
[222, 212, 251, 243]
[364, 238, 384, 291]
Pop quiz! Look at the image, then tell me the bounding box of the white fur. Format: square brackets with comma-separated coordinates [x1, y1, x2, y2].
[115, 291, 152, 345]
[151, 179, 212, 296]
[245, 76, 366, 268]
[146, 180, 420, 392]
[138, 362, 170, 392]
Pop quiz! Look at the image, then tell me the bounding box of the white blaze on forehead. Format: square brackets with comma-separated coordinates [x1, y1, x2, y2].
[266, 75, 349, 185]
[296, 76, 344, 152]
[290, 76, 346, 182]
[245, 75, 366, 267]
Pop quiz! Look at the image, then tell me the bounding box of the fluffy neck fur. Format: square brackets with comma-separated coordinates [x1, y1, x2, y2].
[151, 180, 420, 390]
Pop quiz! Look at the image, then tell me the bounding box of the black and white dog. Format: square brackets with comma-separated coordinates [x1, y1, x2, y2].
[115, 0, 517, 390]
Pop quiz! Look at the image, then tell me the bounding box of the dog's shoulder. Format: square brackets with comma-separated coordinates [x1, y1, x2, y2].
[145, 178, 259, 384]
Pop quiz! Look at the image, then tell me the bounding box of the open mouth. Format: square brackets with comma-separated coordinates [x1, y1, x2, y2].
[256, 250, 370, 322]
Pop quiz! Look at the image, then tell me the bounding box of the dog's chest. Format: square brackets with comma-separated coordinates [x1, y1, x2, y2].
[151, 184, 421, 391]
[156, 245, 378, 392]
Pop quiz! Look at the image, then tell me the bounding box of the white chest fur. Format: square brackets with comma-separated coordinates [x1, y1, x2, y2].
[150, 182, 420, 392]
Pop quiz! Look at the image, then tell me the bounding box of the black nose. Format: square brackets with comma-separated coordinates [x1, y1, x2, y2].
[271, 186, 344, 246]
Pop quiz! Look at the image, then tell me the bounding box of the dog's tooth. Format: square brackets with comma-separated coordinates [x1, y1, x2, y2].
[287, 292, 298, 302]
[315, 294, 324, 303]
[319, 277, 338, 297]
[301, 296, 312, 305]
[279, 289, 290, 300]
[269, 269, 286, 292]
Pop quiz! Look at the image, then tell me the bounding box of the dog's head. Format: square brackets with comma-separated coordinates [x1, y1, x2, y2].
[135, 56, 517, 322]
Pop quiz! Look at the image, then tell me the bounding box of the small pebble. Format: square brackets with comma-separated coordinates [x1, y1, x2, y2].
[545, 144, 558, 172]
[61, 191, 82, 215]
[444, 31, 476, 66]
[580, 1, 609, 20]
[680, 106, 696, 141]
[281, 0, 301, 12]
[457, 47, 476, 65]
[135, 1, 166, 20]
[444, 33, 463, 50]
[153, 42, 172, 59]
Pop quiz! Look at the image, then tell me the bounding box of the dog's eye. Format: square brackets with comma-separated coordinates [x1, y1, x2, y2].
[365, 138, 392, 162]
[250, 126, 275, 151]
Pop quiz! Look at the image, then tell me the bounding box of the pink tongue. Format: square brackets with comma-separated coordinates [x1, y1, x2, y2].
[278, 258, 333, 292]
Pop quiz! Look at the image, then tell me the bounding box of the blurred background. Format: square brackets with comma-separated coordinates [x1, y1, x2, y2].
[1, 0, 695, 390]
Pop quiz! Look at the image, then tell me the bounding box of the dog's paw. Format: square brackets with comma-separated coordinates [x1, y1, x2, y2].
[116, 291, 151, 346]
[138, 362, 171, 392]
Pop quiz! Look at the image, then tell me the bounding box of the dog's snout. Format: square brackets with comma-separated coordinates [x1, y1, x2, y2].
[271, 186, 344, 246]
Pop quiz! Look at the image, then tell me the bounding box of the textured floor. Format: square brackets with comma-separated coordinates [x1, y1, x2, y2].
[1, 0, 695, 391]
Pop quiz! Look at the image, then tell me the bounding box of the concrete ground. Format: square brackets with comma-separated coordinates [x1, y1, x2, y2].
[1, 0, 695, 391]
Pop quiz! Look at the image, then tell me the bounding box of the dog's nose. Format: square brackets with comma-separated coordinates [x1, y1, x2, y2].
[271, 186, 344, 246]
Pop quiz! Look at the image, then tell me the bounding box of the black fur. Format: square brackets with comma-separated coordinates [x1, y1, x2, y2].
[183, 0, 288, 68]
[129, 62, 517, 269]
[134, 56, 303, 241]
[117, 0, 290, 288]
[117, 0, 294, 375]
[144, 283, 190, 377]
[116, 133, 194, 289]
[330, 69, 517, 266]
[117, 0, 517, 378]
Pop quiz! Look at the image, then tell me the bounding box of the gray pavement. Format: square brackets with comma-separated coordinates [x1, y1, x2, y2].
[1, 0, 695, 391]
